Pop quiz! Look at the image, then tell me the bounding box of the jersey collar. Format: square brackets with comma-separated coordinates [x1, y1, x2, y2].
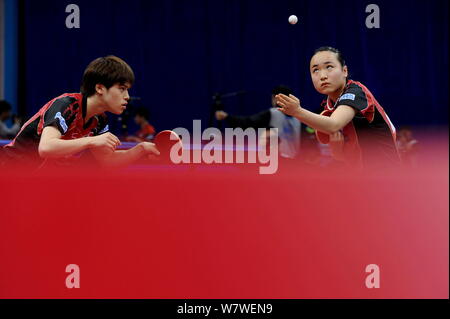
[81, 94, 95, 129]
[326, 79, 352, 111]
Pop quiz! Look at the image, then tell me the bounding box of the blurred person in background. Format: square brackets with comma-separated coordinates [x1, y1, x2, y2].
[0, 100, 22, 139]
[215, 85, 301, 159]
[125, 107, 156, 143]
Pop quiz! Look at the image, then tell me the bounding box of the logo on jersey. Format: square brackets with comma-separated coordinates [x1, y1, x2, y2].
[339, 93, 356, 101]
[98, 125, 109, 134]
[55, 112, 68, 133]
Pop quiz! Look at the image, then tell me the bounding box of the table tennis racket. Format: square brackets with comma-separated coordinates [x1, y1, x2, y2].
[153, 130, 183, 162]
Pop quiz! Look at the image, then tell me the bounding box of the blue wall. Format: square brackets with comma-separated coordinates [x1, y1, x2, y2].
[20, 0, 449, 133]
[4, 0, 18, 114]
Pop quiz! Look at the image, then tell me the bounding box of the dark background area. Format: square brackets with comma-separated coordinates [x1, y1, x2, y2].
[18, 0, 449, 134]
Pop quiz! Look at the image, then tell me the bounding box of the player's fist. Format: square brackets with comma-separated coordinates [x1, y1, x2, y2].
[329, 131, 345, 161]
[215, 110, 228, 121]
[329, 131, 344, 143]
[89, 133, 121, 152]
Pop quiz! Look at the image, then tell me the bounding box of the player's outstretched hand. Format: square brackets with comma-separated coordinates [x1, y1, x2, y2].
[90, 133, 121, 152]
[275, 94, 302, 117]
[138, 142, 161, 157]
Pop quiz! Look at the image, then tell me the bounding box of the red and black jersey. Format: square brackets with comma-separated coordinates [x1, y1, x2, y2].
[4, 93, 109, 167]
[317, 80, 400, 168]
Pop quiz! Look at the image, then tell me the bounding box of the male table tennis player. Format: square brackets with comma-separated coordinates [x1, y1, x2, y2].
[2, 56, 159, 169]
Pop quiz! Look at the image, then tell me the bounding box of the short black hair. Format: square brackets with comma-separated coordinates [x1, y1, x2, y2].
[134, 107, 149, 119]
[81, 55, 135, 97]
[272, 85, 293, 96]
[0, 100, 12, 115]
[313, 46, 346, 67]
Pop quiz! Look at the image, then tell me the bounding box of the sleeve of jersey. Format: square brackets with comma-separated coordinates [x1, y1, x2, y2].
[94, 115, 110, 136]
[43, 97, 78, 135]
[336, 85, 374, 122]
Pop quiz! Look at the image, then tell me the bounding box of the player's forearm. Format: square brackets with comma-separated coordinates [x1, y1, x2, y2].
[293, 108, 340, 134]
[38, 137, 93, 159]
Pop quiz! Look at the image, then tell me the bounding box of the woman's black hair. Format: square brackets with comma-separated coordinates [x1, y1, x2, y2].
[313, 46, 346, 67]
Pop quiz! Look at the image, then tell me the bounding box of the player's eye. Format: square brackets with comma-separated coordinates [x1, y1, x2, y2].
[312, 69, 318, 73]
[327, 65, 334, 69]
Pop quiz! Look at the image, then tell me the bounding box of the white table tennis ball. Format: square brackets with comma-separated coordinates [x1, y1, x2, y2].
[288, 15, 298, 25]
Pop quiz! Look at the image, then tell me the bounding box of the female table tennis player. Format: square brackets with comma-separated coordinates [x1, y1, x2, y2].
[276, 46, 400, 169]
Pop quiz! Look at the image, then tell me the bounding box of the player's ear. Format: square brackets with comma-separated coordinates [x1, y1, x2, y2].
[343, 65, 348, 77]
[95, 84, 106, 95]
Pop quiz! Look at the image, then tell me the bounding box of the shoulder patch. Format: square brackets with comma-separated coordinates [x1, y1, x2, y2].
[55, 112, 68, 133]
[339, 93, 356, 101]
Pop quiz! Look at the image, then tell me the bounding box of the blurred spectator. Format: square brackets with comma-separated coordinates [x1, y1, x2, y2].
[215, 85, 301, 159]
[397, 126, 419, 167]
[0, 100, 21, 139]
[125, 107, 156, 143]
